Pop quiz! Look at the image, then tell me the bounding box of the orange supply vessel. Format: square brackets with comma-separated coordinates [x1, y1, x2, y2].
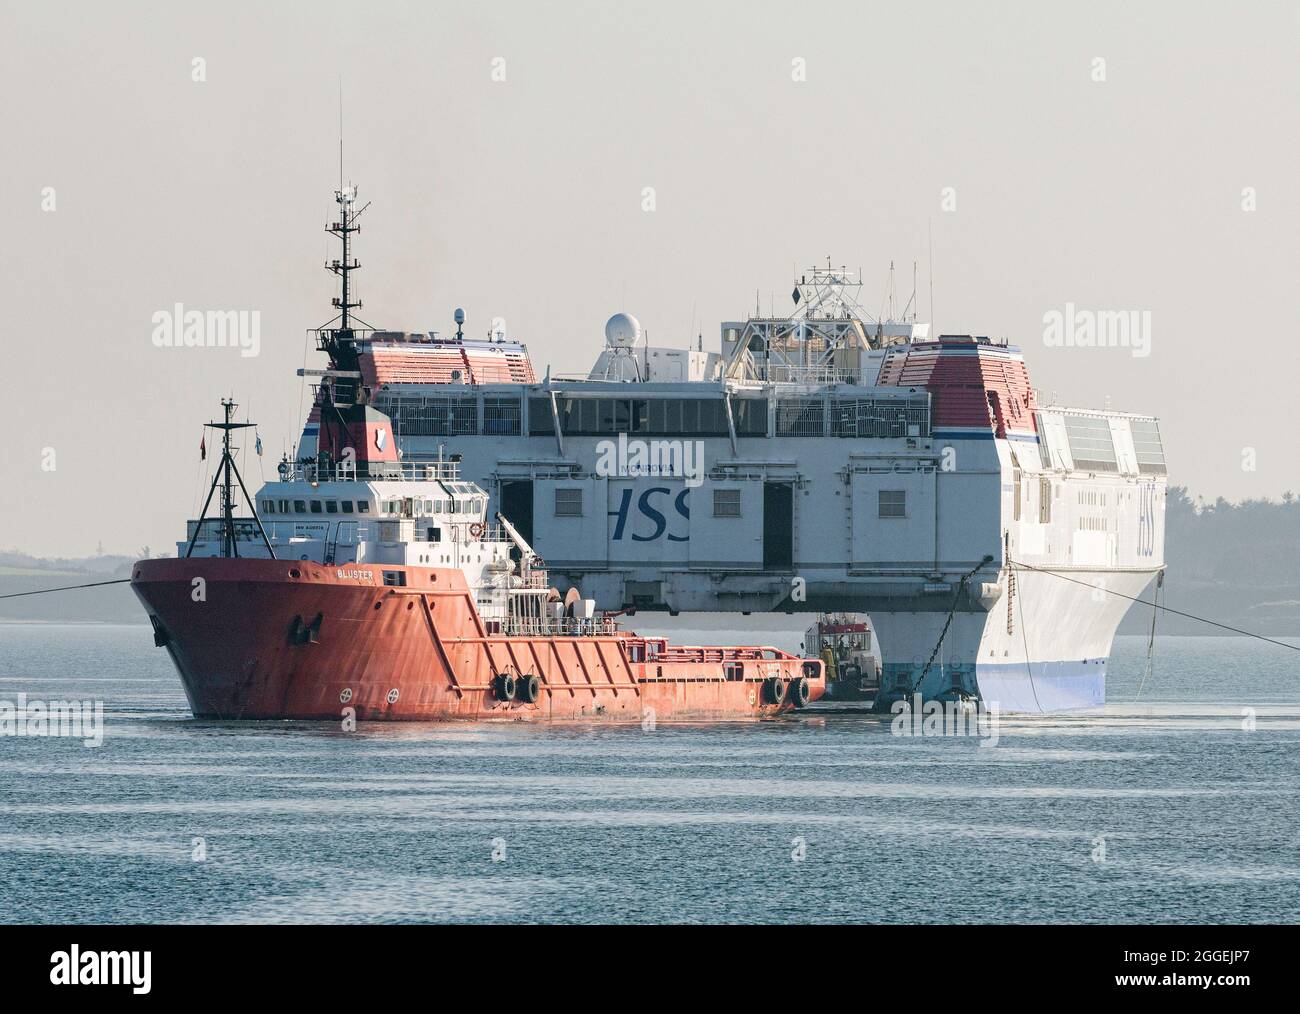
[132, 402, 824, 722]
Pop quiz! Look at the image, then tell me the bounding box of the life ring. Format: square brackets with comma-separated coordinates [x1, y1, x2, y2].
[763, 676, 786, 705]
[469, 521, 486, 540]
[492, 672, 516, 702]
[516, 674, 541, 704]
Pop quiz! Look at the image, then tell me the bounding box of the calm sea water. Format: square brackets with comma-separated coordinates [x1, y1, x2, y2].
[0, 622, 1296, 924]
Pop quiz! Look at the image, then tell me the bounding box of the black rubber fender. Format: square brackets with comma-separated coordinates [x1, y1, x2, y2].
[492, 672, 516, 702]
[790, 676, 811, 708]
[763, 675, 785, 705]
[516, 674, 541, 704]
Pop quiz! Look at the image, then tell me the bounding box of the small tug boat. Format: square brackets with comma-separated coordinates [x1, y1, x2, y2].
[131, 397, 824, 721]
[803, 614, 882, 702]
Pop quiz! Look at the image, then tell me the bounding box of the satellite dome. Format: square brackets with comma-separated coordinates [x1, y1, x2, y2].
[604, 312, 642, 348]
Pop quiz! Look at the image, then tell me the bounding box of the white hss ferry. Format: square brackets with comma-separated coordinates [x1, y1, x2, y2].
[289, 186, 1166, 713]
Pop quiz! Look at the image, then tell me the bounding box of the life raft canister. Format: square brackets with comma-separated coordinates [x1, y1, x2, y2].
[492, 672, 516, 702]
[516, 674, 541, 704]
[763, 675, 785, 705]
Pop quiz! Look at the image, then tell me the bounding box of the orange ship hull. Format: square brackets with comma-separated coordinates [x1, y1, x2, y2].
[131, 558, 824, 721]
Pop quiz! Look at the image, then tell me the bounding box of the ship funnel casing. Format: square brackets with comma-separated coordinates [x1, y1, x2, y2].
[317, 405, 402, 464]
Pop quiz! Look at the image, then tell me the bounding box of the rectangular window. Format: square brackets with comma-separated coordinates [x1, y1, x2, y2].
[833, 398, 930, 439]
[731, 397, 769, 436]
[1063, 413, 1118, 472]
[555, 488, 583, 517]
[713, 489, 742, 517]
[483, 396, 522, 436]
[278, 499, 289, 514]
[528, 396, 556, 436]
[775, 398, 824, 437]
[357, 501, 370, 513]
[341, 501, 354, 514]
[310, 501, 323, 514]
[1128, 418, 1167, 475]
[382, 570, 406, 587]
[261, 500, 274, 514]
[325, 500, 338, 514]
[878, 490, 906, 518]
[293, 500, 307, 514]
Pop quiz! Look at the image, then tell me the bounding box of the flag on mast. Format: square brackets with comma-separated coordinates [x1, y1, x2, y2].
[255, 433, 263, 457]
[200, 435, 206, 461]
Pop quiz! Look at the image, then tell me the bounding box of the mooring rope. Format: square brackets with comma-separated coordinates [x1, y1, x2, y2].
[0, 579, 131, 600]
[1008, 560, 1299, 653]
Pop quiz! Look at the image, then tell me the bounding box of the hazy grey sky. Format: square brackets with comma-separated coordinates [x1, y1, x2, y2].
[4, 0, 1299, 556]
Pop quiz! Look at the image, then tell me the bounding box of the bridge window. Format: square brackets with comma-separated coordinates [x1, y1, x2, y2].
[1063, 414, 1118, 472]
[484, 397, 522, 435]
[528, 397, 556, 435]
[341, 501, 354, 514]
[1129, 418, 1167, 475]
[730, 398, 768, 436]
[775, 398, 824, 437]
[833, 398, 929, 438]
[325, 500, 338, 514]
[547, 396, 734, 437]
[357, 501, 370, 513]
[878, 490, 906, 518]
[294, 500, 307, 514]
[713, 489, 741, 517]
[385, 395, 477, 436]
[555, 488, 583, 517]
[310, 501, 323, 514]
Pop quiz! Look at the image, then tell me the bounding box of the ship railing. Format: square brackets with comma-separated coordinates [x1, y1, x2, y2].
[502, 616, 621, 638]
[185, 518, 514, 562]
[653, 645, 793, 663]
[767, 364, 864, 386]
[310, 326, 378, 351]
[185, 519, 364, 544]
[283, 460, 463, 483]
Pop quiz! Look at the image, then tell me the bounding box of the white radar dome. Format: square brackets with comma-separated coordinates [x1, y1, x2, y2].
[604, 312, 642, 348]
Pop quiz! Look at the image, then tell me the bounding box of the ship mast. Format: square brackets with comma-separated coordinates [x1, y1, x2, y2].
[327, 184, 364, 340]
[185, 399, 275, 559]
